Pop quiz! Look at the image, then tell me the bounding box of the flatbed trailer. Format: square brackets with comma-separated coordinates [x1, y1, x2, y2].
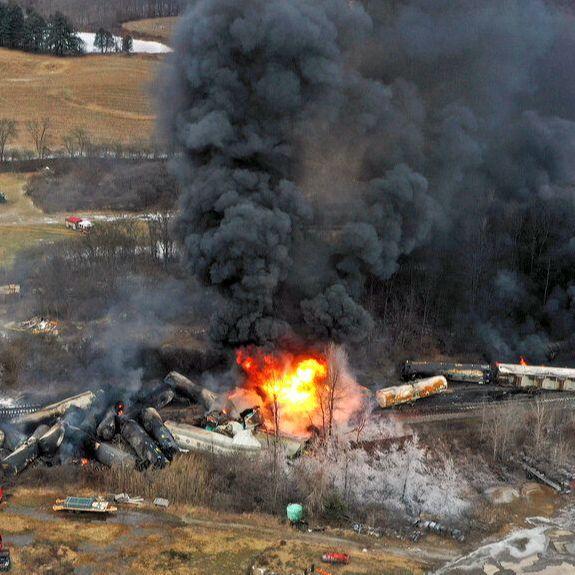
[53, 497, 117, 514]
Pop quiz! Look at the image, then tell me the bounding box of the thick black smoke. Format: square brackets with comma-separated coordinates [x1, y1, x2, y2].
[163, 0, 382, 344]
[164, 0, 575, 359]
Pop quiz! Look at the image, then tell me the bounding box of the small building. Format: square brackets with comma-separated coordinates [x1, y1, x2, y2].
[65, 216, 92, 231]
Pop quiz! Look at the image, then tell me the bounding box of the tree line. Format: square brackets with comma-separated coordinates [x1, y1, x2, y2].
[24, 159, 178, 213]
[19, 0, 184, 29]
[0, 117, 169, 162]
[0, 2, 83, 55]
[0, 1, 135, 55]
[0, 117, 59, 161]
[94, 27, 133, 54]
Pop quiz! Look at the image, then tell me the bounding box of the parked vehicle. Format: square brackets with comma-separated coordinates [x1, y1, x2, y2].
[0, 535, 11, 572]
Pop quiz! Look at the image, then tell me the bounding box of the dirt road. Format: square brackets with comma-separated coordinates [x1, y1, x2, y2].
[0, 487, 447, 574]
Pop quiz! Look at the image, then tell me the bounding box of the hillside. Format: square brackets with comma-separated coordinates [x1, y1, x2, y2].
[19, 0, 184, 29]
[123, 17, 178, 43]
[0, 49, 160, 152]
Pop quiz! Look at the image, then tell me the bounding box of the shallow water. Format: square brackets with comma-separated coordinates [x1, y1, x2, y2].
[436, 510, 575, 574]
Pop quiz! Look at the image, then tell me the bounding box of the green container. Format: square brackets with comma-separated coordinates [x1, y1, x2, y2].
[286, 503, 304, 523]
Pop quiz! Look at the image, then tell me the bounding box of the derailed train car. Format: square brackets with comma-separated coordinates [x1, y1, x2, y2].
[494, 364, 575, 391]
[401, 360, 575, 391]
[376, 376, 448, 409]
[402, 361, 491, 384]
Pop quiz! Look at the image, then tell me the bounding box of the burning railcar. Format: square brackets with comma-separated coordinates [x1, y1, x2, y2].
[402, 361, 491, 384]
[376, 376, 448, 409]
[401, 360, 575, 392]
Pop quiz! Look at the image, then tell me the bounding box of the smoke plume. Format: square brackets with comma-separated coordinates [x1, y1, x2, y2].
[164, 0, 575, 359]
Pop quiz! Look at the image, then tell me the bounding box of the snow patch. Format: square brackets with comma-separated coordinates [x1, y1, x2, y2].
[78, 33, 171, 54]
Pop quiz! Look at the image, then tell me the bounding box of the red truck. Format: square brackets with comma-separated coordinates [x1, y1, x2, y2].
[321, 553, 350, 565]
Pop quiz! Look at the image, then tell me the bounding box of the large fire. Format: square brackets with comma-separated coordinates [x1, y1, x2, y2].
[232, 348, 330, 436]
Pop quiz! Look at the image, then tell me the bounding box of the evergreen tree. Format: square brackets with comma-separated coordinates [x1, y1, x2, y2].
[0, 4, 7, 48]
[0, 2, 24, 49]
[45, 11, 83, 56]
[22, 9, 46, 53]
[94, 27, 114, 54]
[121, 34, 133, 55]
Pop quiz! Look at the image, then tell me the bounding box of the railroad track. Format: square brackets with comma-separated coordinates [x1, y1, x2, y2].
[2, 389, 575, 426]
[388, 392, 575, 424]
[0, 404, 42, 421]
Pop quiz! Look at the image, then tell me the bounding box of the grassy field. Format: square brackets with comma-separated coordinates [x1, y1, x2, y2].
[0, 49, 161, 152]
[0, 224, 74, 268]
[123, 17, 179, 42]
[0, 173, 74, 268]
[0, 173, 39, 222]
[0, 486, 430, 575]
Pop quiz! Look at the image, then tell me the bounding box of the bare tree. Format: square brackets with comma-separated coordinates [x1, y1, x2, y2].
[18, 0, 184, 30]
[63, 127, 91, 158]
[318, 344, 348, 438]
[73, 128, 91, 157]
[62, 134, 77, 158]
[481, 401, 526, 460]
[400, 439, 427, 510]
[26, 117, 52, 159]
[530, 398, 549, 451]
[326, 344, 342, 436]
[146, 210, 175, 268]
[0, 119, 17, 162]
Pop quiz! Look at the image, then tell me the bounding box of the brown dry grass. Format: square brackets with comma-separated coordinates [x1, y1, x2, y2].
[123, 17, 179, 42]
[96, 454, 215, 505]
[0, 173, 80, 267]
[0, 49, 162, 151]
[2, 485, 428, 575]
[0, 172, 40, 222]
[9, 542, 78, 575]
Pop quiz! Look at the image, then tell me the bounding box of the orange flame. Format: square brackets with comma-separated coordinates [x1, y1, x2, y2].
[233, 348, 328, 436]
[80, 458, 89, 466]
[520, 356, 528, 366]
